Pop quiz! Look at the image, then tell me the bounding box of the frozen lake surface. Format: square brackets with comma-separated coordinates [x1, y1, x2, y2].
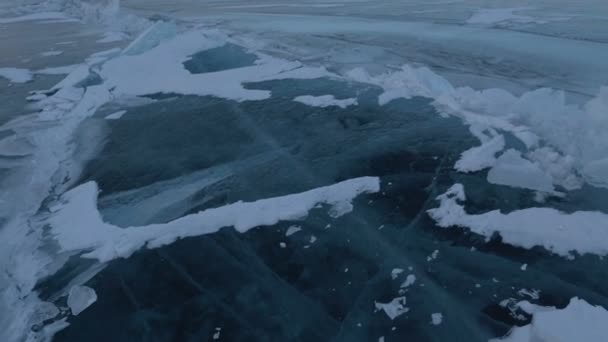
[1, 1, 608, 341]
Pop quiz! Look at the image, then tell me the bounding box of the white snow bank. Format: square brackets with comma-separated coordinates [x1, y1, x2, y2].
[346, 65, 608, 190]
[0, 67, 33, 83]
[293, 95, 357, 109]
[428, 184, 608, 258]
[67, 285, 97, 316]
[0, 11, 71, 24]
[487, 149, 555, 193]
[48, 177, 380, 262]
[491, 298, 608, 342]
[101, 29, 337, 102]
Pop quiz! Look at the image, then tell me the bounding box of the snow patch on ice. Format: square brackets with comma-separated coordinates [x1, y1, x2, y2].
[455, 134, 505, 173]
[0, 67, 33, 83]
[466, 8, 543, 25]
[41, 50, 63, 57]
[428, 184, 608, 258]
[293, 95, 357, 109]
[101, 29, 337, 102]
[47, 177, 380, 262]
[375, 296, 409, 320]
[491, 298, 608, 342]
[431, 313, 443, 325]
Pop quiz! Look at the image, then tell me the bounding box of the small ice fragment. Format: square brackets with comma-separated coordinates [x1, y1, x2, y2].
[521, 264, 528, 271]
[105, 110, 127, 120]
[344, 268, 349, 273]
[401, 274, 416, 288]
[213, 327, 221, 340]
[427, 250, 439, 262]
[391, 268, 404, 280]
[378, 337, 385, 342]
[309, 235, 317, 244]
[279, 242, 286, 248]
[431, 313, 443, 325]
[375, 296, 409, 320]
[285, 225, 302, 236]
[67, 285, 97, 316]
[475, 283, 481, 288]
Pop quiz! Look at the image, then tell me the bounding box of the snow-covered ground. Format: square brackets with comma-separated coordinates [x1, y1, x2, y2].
[1, 1, 608, 341]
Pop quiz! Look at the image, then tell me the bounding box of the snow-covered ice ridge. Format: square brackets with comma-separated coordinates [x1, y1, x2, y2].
[48, 177, 380, 262]
[491, 298, 608, 342]
[428, 184, 608, 258]
[348, 66, 608, 191]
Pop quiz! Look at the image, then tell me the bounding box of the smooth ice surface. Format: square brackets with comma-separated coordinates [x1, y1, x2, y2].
[0, 67, 33, 83]
[48, 177, 380, 262]
[67, 285, 97, 316]
[294, 95, 358, 109]
[428, 184, 608, 258]
[491, 298, 608, 342]
[487, 149, 555, 193]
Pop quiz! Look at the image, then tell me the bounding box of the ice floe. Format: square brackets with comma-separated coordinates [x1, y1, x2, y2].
[47, 177, 380, 262]
[67, 285, 97, 316]
[293, 95, 358, 109]
[491, 298, 608, 342]
[428, 184, 608, 258]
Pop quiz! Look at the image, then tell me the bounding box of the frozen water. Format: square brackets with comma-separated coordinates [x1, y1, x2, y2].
[491, 298, 608, 342]
[2, 1, 608, 342]
[67, 285, 97, 316]
[487, 149, 555, 193]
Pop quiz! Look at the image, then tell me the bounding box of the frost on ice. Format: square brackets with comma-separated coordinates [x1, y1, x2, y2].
[428, 184, 608, 258]
[67, 286, 97, 316]
[47, 177, 380, 262]
[491, 298, 608, 342]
